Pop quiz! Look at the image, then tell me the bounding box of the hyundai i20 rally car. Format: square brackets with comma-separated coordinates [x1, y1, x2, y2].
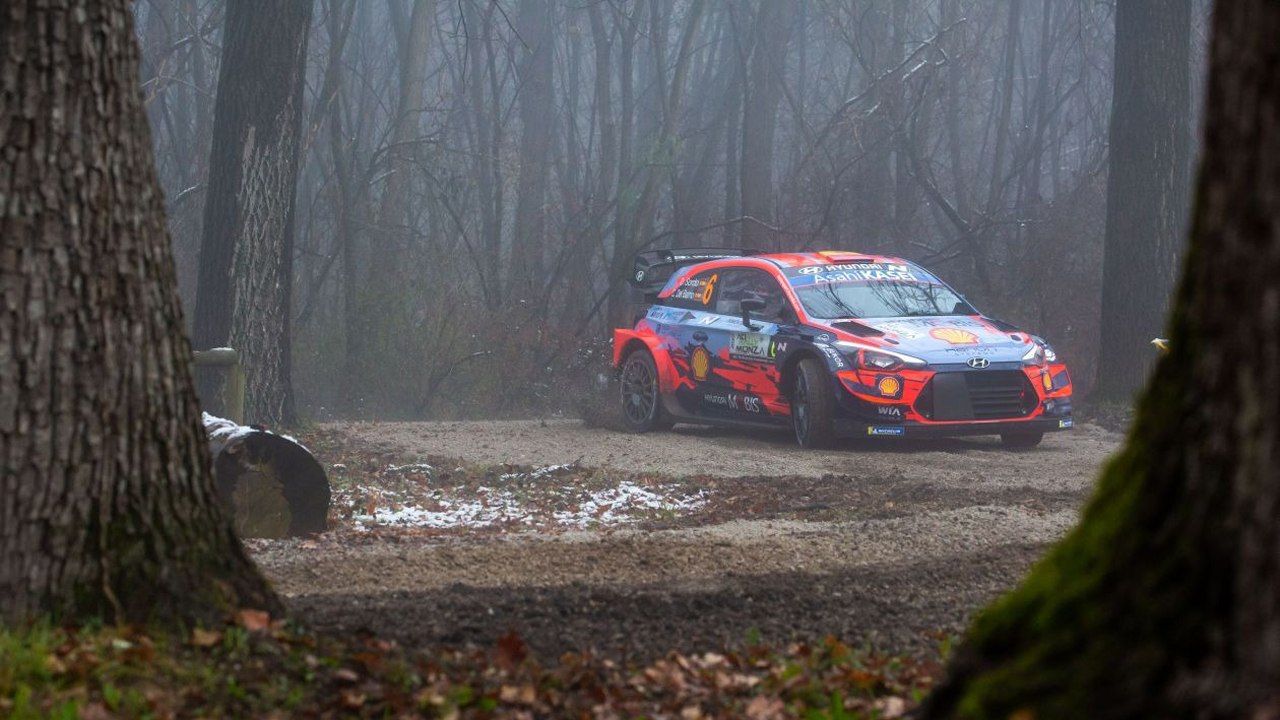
[612, 250, 1073, 449]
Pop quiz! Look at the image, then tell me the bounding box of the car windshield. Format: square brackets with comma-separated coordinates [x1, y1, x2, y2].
[791, 278, 973, 319]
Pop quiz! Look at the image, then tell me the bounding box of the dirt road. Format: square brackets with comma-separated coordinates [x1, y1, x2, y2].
[252, 420, 1121, 662]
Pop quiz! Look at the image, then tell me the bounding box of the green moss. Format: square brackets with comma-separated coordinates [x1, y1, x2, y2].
[931, 297, 1223, 718]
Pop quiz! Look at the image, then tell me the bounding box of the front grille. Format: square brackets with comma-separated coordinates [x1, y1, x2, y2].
[914, 370, 1037, 421]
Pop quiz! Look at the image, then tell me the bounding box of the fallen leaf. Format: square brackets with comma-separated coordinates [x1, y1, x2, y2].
[333, 668, 360, 684]
[744, 696, 785, 720]
[236, 609, 271, 632]
[79, 702, 113, 720]
[877, 696, 908, 719]
[494, 632, 528, 671]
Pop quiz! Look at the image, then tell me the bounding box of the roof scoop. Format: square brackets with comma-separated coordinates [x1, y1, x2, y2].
[818, 250, 876, 263]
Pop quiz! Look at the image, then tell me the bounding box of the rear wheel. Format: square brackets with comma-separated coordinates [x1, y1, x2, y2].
[1000, 430, 1045, 449]
[791, 358, 837, 448]
[619, 349, 673, 432]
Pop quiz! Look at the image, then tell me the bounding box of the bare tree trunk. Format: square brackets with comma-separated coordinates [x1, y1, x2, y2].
[192, 0, 313, 426]
[376, 0, 435, 264]
[925, 2, 1280, 716]
[604, 1, 643, 327]
[0, 0, 278, 625]
[739, 0, 794, 250]
[464, 0, 502, 309]
[511, 0, 556, 304]
[1094, 0, 1192, 401]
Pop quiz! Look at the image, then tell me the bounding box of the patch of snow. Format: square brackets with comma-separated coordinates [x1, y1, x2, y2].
[500, 463, 574, 481]
[553, 482, 707, 528]
[386, 462, 434, 474]
[202, 411, 255, 444]
[345, 479, 706, 531]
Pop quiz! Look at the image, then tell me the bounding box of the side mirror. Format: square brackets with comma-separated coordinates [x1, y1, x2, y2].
[740, 298, 766, 330]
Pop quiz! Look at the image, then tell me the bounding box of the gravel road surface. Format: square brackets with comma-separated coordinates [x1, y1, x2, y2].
[253, 420, 1121, 662]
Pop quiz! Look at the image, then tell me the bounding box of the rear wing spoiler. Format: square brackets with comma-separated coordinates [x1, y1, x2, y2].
[629, 248, 753, 300]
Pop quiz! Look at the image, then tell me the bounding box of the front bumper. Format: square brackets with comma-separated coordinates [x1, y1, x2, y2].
[834, 415, 1073, 439]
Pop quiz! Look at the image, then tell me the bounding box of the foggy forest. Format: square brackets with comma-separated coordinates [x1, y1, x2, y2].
[7, 0, 1280, 718]
[138, 0, 1208, 423]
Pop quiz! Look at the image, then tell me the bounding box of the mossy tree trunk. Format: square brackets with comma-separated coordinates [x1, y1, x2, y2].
[0, 0, 279, 626]
[925, 2, 1280, 717]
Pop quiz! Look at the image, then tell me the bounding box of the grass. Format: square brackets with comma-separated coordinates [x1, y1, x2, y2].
[0, 615, 945, 719]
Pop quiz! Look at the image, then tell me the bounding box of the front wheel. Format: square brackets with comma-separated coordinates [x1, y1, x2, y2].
[619, 349, 673, 433]
[791, 358, 837, 449]
[1000, 430, 1044, 449]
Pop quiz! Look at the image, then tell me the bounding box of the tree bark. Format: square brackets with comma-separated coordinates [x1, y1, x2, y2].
[924, 1, 1280, 716]
[374, 0, 435, 276]
[739, 0, 794, 250]
[0, 0, 278, 625]
[1094, 0, 1191, 401]
[192, 0, 313, 426]
[511, 0, 556, 303]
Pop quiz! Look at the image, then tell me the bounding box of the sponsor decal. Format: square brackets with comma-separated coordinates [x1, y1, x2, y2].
[701, 274, 718, 304]
[819, 345, 847, 369]
[876, 405, 904, 419]
[792, 263, 932, 286]
[867, 425, 905, 436]
[876, 317, 984, 333]
[690, 346, 712, 381]
[967, 357, 990, 369]
[929, 327, 980, 345]
[1058, 418, 1074, 429]
[815, 333, 831, 343]
[647, 306, 684, 323]
[876, 375, 903, 398]
[703, 391, 763, 413]
[729, 332, 781, 361]
[942, 346, 990, 356]
[669, 273, 719, 305]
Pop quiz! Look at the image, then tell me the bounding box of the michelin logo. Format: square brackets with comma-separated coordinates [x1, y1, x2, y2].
[867, 426, 905, 437]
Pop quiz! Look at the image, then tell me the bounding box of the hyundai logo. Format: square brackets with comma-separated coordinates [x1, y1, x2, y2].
[967, 357, 990, 369]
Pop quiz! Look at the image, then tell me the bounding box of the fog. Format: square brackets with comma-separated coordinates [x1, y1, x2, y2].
[133, 0, 1210, 423]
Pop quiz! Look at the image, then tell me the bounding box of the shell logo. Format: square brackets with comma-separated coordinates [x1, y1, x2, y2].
[877, 376, 902, 397]
[691, 346, 712, 381]
[929, 327, 980, 345]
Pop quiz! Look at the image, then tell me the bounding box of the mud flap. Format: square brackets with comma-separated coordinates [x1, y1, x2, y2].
[203, 414, 330, 538]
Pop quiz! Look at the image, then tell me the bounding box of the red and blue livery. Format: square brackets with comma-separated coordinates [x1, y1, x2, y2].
[612, 249, 1073, 448]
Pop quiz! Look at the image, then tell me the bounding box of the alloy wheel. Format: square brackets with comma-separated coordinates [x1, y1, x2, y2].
[621, 355, 657, 426]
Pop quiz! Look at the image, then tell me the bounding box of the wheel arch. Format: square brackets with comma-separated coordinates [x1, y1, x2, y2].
[613, 328, 676, 393]
[779, 348, 828, 400]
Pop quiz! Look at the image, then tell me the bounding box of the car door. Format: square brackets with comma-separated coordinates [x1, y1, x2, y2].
[656, 267, 727, 415]
[700, 268, 795, 421]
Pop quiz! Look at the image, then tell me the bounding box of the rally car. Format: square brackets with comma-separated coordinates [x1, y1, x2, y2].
[612, 249, 1073, 449]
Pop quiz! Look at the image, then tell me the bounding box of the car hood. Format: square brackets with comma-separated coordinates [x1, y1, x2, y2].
[823, 316, 1032, 365]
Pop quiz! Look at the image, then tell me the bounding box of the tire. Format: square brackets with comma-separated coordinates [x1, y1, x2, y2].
[1000, 430, 1045, 449]
[791, 357, 837, 449]
[619, 348, 674, 433]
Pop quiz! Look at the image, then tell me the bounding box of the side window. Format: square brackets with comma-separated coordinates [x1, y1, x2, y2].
[714, 269, 791, 322]
[665, 269, 721, 310]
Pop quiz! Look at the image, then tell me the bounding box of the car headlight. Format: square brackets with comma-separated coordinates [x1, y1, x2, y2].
[1022, 343, 1046, 365]
[836, 341, 927, 371]
[1029, 335, 1057, 363]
